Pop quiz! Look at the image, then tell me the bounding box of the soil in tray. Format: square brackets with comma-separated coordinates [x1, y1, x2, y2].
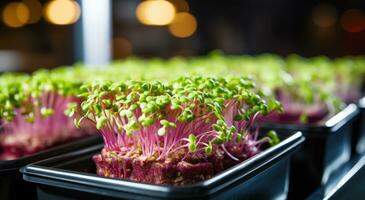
[93, 142, 262, 185]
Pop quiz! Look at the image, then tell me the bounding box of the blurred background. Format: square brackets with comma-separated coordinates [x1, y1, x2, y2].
[0, 0, 364, 72]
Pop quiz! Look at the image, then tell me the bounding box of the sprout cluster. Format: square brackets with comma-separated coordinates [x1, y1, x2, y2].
[70, 76, 281, 160]
[0, 71, 83, 122]
[0, 70, 93, 159]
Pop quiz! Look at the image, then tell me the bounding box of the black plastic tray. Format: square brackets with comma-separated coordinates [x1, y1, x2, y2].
[352, 97, 365, 155]
[0, 135, 102, 200]
[259, 104, 359, 199]
[21, 132, 304, 200]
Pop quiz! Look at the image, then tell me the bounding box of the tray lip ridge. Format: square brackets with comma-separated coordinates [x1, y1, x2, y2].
[259, 104, 359, 133]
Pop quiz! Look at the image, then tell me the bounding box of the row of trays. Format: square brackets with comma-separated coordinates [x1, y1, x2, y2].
[1, 98, 365, 200]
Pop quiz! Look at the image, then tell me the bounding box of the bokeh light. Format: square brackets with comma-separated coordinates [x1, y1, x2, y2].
[2, 2, 30, 28]
[312, 3, 337, 28]
[23, 0, 42, 24]
[168, 0, 189, 12]
[113, 37, 133, 58]
[168, 12, 197, 38]
[136, 0, 175, 26]
[44, 0, 81, 25]
[341, 9, 365, 33]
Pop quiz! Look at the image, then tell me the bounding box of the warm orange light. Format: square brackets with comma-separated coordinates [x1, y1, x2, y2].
[312, 3, 337, 28]
[23, 0, 42, 24]
[136, 0, 175, 26]
[168, 12, 197, 38]
[2, 2, 30, 28]
[341, 9, 365, 33]
[44, 0, 81, 25]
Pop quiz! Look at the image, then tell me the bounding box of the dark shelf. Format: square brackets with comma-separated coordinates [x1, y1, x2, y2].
[307, 153, 365, 200]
